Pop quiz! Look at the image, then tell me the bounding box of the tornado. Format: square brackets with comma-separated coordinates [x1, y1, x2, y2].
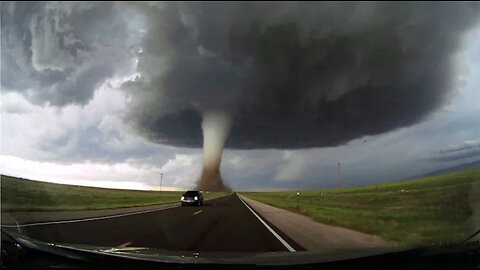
[196, 112, 232, 191]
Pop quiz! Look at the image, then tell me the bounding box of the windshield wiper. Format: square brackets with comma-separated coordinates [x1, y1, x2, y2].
[464, 229, 480, 243]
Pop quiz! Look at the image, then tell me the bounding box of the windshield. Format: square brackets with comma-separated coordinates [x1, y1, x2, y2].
[1, 1, 480, 267]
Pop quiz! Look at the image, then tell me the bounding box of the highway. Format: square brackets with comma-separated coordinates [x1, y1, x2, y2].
[3, 194, 304, 252]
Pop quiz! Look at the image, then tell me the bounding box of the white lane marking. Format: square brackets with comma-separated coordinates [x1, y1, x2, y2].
[193, 210, 203, 215]
[0, 205, 180, 228]
[0, 194, 232, 228]
[237, 194, 296, 252]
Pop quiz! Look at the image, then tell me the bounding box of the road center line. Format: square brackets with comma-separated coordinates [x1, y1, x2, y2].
[193, 210, 203, 215]
[236, 194, 296, 252]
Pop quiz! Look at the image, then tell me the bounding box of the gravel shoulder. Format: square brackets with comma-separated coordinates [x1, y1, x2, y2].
[239, 194, 394, 252]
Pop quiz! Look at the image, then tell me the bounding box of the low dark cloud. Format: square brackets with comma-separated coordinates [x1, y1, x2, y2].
[30, 118, 177, 165]
[430, 141, 480, 162]
[123, 2, 480, 149]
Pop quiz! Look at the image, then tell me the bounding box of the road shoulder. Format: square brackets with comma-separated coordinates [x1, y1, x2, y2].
[238, 194, 393, 252]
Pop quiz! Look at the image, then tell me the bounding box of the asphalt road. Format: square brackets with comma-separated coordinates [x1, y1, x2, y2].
[4, 194, 301, 252]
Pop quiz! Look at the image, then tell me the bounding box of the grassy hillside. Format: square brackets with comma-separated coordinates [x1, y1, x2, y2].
[1, 175, 231, 211]
[241, 167, 480, 247]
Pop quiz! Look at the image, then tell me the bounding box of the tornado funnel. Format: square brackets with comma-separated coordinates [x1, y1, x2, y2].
[196, 112, 231, 191]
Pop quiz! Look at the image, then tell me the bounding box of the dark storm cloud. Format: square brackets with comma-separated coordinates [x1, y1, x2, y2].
[3, 2, 480, 150]
[123, 2, 480, 149]
[1, 1, 138, 106]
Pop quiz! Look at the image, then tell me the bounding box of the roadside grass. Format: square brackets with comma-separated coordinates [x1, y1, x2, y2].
[1, 175, 231, 212]
[241, 167, 480, 247]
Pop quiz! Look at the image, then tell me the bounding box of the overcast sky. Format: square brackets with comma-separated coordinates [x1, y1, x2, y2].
[1, 2, 479, 191]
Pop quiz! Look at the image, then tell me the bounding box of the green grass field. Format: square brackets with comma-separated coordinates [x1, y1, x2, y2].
[241, 167, 480, 247]
[0, 175, 231, 212]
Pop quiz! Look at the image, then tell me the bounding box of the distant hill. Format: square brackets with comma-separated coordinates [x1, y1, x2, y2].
[419, 160, 480, 178]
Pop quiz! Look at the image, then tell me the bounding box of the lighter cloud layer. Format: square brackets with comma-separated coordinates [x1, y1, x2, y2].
[0, 155, 180, 191]
[158, 154, 203, 188]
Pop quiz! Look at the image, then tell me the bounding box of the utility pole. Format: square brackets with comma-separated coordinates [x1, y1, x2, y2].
[160, 173, 164, 192]
[337, 162, 342, 189]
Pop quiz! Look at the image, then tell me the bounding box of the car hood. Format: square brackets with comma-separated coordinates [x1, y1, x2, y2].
[3, 229, 479, 266]
[0, 229, 411, 265]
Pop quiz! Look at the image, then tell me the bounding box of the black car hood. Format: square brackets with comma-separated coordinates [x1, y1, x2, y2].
[1, 229, 400, 265]
[3, 229, 480, 267]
